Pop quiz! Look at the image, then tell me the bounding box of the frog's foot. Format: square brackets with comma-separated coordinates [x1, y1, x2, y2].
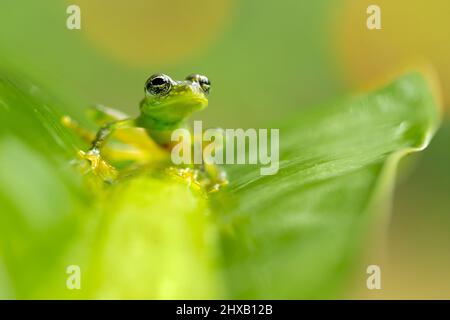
[166, 166, 228, 194]
[166, 167, 203, 192]
[77, 149, 118, 183]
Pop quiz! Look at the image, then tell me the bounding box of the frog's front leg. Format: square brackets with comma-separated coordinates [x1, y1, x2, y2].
[63, 107, 158, 159]
[80, 118, 136, 181]
[90, 119, 135, 150]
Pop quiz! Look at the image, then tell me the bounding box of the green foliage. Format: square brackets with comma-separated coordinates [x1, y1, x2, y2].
[0, 71, 440, 298]
[217, 72, 440, 298]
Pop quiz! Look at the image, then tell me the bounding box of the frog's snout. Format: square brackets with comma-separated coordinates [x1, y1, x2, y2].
[180, 80, 204, 96]
[176, 81, 209, 105]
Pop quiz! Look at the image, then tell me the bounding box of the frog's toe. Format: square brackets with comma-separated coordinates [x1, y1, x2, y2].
[79, 149, 100, 168]
[166, 166, 228, 193]
[166, 167, 204, 191]
[77, 149, 118, 182]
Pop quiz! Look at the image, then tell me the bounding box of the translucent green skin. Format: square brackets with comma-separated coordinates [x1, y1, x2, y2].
[63, 75, 226, 190]
[137, 80, 208, 145]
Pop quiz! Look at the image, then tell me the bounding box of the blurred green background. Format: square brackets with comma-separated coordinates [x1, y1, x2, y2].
[0, 0, 449, 298]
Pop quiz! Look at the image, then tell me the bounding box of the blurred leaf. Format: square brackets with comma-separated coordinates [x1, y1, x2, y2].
[0, 70, 440, 298]
[85, 176, 222, 299]
[217, 72, 441, 298]
[0, 71, 221, 299]
[0, 71, 89, 298]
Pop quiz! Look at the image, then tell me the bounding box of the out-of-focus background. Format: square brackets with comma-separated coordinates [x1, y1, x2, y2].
[0, 0, 448, 298]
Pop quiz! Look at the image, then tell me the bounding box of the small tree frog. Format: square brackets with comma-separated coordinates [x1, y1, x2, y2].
[62, 73, 228, 193]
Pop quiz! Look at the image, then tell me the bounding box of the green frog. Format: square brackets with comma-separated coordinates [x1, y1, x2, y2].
[62, 73, 228, 193]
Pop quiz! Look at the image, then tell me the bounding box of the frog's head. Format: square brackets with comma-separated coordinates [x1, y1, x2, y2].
[140, 73, 210, 126]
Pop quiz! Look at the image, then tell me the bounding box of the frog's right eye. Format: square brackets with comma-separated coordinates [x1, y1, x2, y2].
[186, 74, 211, 95]
[145, 74, 172, 96]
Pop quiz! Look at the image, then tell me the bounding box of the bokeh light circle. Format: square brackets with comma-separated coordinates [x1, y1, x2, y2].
[335, 0, 450, 105]
[76, 0, 233, 67]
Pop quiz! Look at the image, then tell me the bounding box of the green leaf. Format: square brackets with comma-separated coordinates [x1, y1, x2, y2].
[0, 70, 441, 298]
[217, 72, 441, 298]
[0, 71, 89, 298]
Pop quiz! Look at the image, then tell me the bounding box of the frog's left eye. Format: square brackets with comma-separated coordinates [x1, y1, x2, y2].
[186, 74, 211, 95]
[145, 74, 172, 96]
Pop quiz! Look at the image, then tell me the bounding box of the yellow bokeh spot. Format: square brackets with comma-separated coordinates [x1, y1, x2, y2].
[335, 0, 450, 106]
[76, 0, 233, 67]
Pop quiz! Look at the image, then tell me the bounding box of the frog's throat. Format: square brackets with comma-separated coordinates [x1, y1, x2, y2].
[136, 114, 186, 132]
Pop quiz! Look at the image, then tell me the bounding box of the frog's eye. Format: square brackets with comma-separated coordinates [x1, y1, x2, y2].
[145, 74, 172, 96]
[186, 74, 211, 95]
